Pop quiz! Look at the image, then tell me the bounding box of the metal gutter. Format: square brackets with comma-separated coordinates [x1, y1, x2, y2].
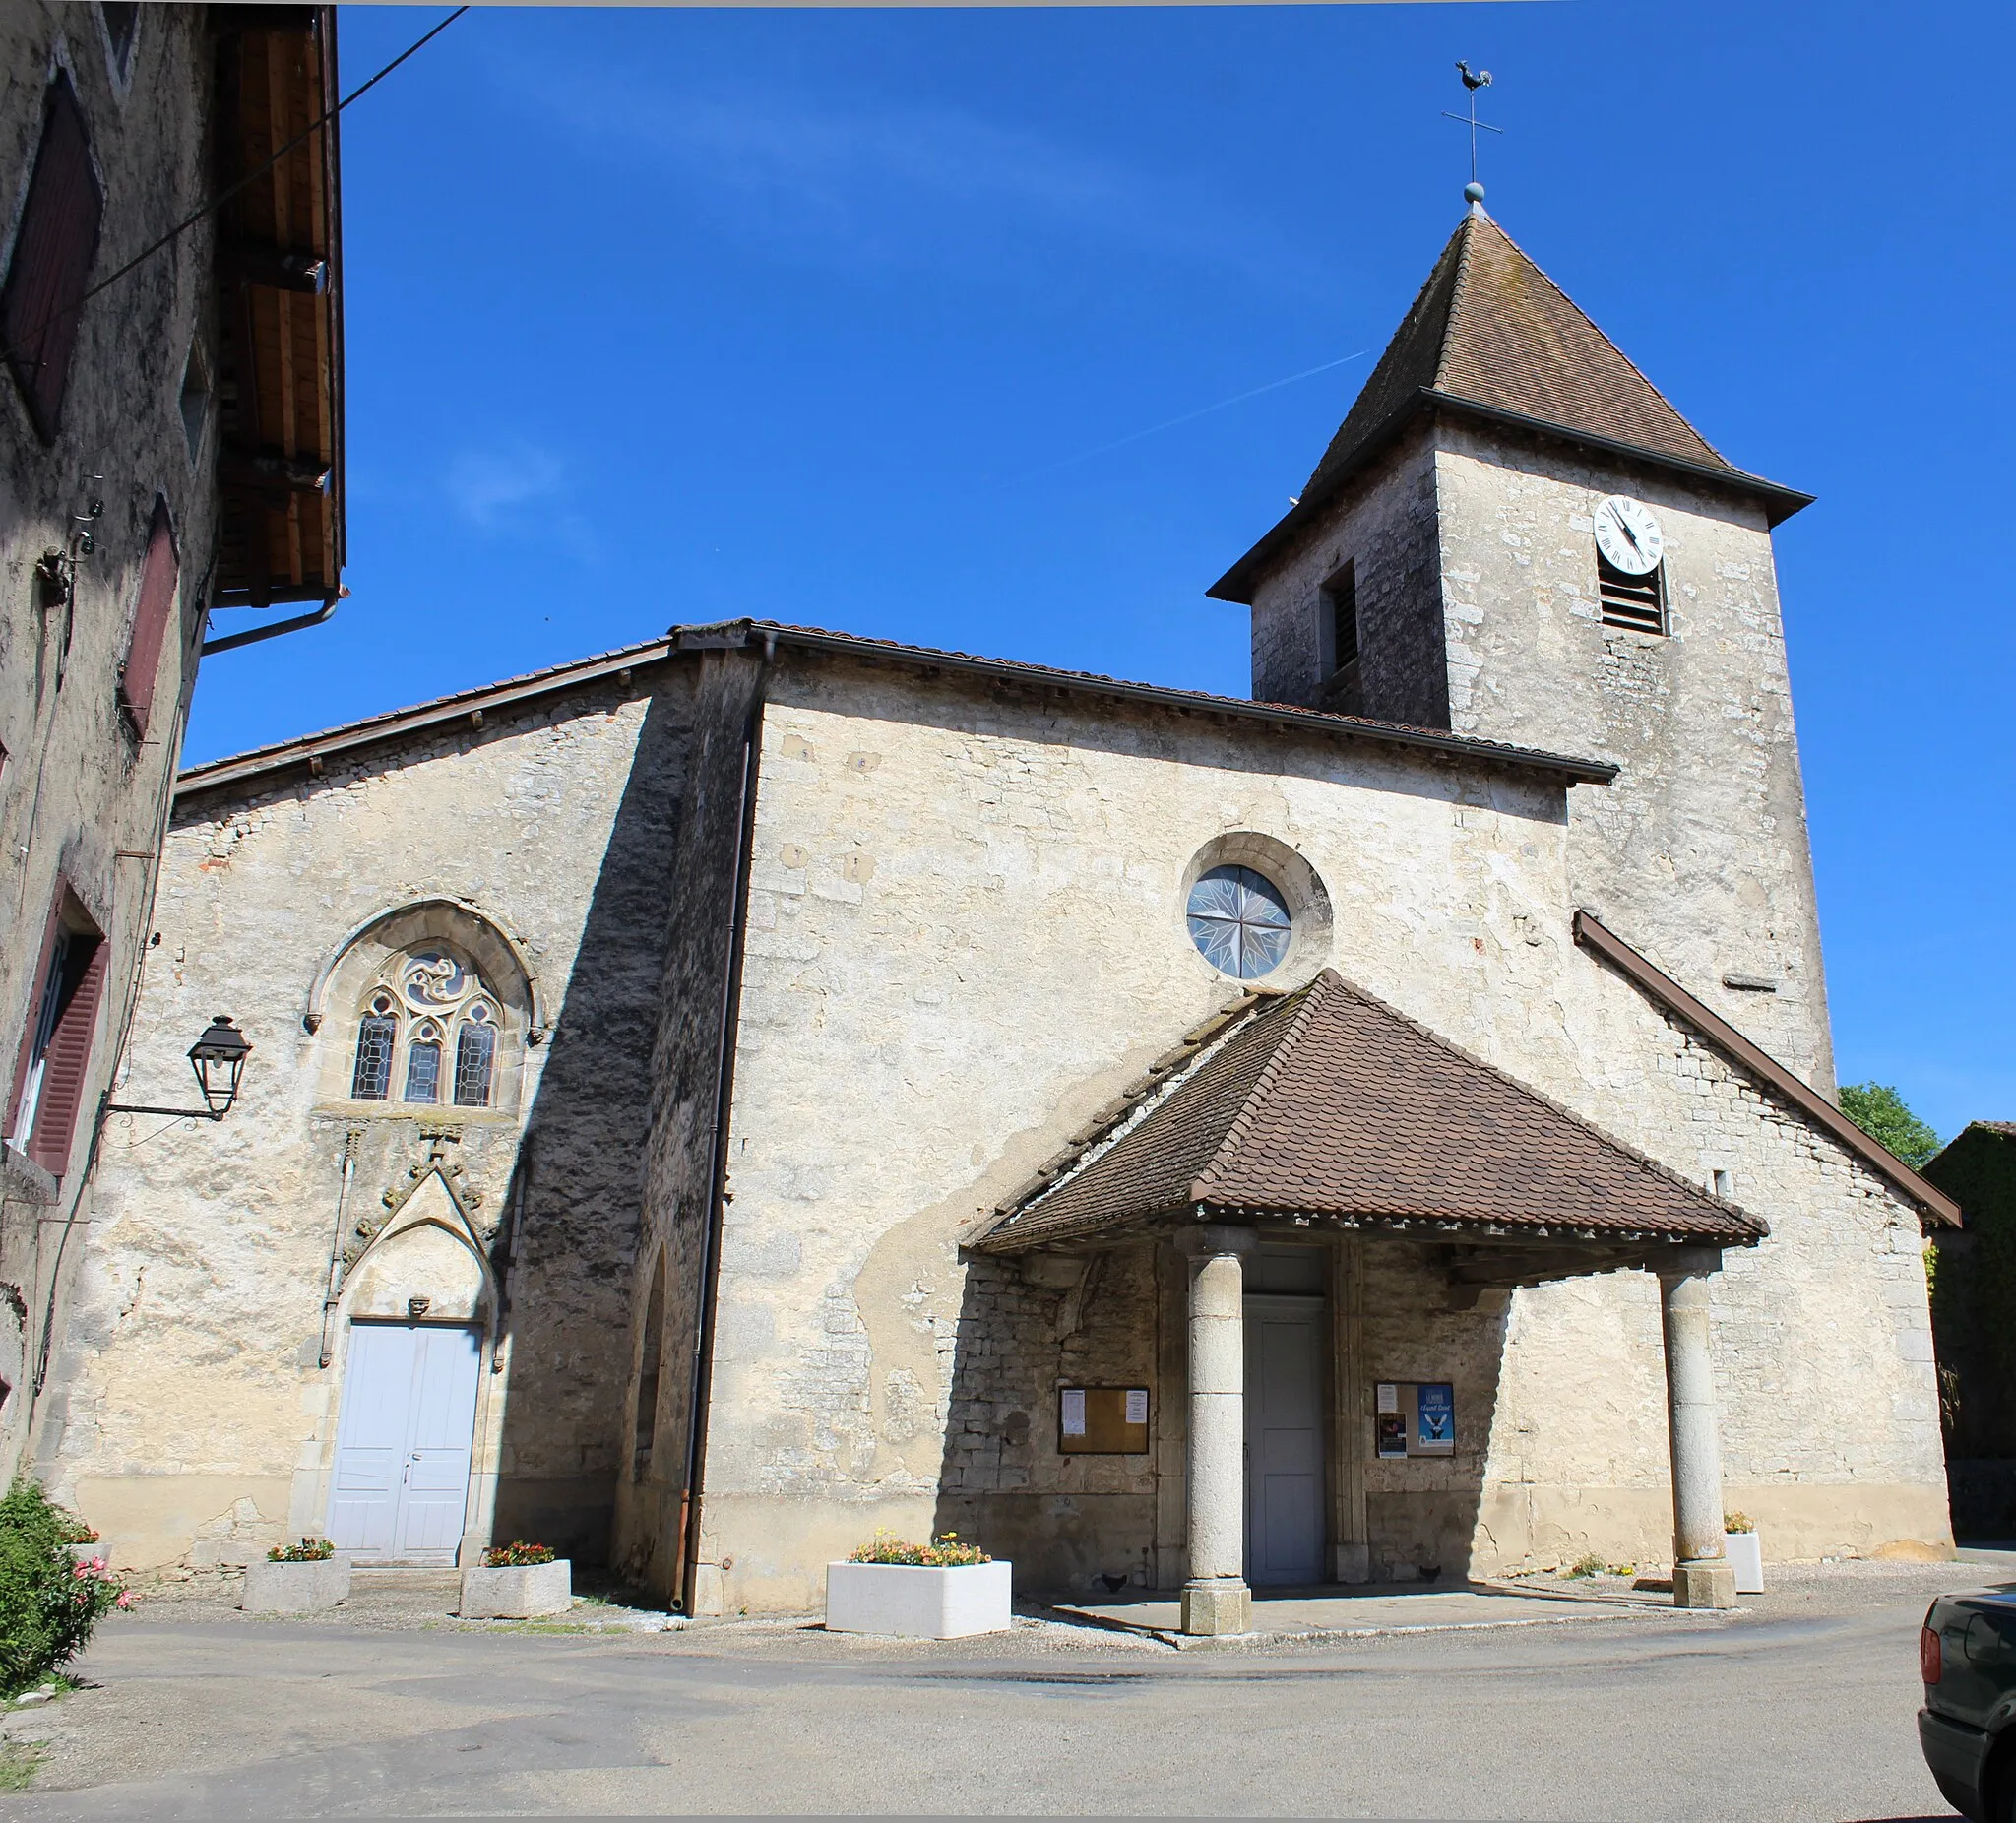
[1573, 910, 1961, 1226]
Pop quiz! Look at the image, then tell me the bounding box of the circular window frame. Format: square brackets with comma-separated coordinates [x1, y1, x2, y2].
[1178, 833, 1333, 987]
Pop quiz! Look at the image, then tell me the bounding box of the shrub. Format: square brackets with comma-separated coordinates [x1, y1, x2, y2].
[848, 1531, 990, 1567]
[482, 1541, 555, 1567]
[1724, 1512, 1755, 1534]
[268, 1538, 335, 1562]
[0, 1482, 126, 1697]
[1565, 1552, 1606, 1579]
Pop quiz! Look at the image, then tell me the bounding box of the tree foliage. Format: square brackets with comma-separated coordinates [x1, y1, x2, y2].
[1838, 1081, 1941, 1170]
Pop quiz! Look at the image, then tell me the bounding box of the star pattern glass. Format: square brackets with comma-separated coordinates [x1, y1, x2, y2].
[1186, 865, 1292, 979]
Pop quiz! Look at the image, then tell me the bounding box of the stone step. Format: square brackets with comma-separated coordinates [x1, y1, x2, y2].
[348, 1564, 462, 1589]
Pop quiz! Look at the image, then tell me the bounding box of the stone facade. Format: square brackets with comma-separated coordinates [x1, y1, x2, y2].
[0, 5, 221, 1491]
[47, 629, 1948, 1599]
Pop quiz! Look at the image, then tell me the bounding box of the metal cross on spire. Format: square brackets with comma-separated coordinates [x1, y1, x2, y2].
[1442, 62, 1503, 205]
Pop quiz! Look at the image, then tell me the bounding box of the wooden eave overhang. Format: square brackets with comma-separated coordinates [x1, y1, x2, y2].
[209, 7, 346, 616]
[1574, 910, 1962, 1226]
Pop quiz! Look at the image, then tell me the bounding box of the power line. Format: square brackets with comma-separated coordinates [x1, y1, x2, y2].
[1, 6, 469, 375]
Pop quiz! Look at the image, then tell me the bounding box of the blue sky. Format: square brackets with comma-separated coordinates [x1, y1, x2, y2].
[189, 2, 2014, 1137]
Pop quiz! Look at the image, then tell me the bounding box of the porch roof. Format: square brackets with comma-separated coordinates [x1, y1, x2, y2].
[970, 971, 1764, 1255]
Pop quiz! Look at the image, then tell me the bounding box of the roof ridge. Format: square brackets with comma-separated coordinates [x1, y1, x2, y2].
[1469, 214, 1730, 466]
[1430, 214, 1482, 395]
[1189, 973, 1336, 1201]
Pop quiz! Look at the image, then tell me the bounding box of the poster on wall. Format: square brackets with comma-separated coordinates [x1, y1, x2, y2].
[1373, 1381, 1455, 1457]
[1415, 1382, 1455, 1455]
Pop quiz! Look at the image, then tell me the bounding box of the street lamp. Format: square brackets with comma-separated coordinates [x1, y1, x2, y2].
[105, 1015, 253, 1122]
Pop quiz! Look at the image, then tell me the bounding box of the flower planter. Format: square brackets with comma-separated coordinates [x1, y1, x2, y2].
[241, 1557, 349, 1613]
[825, 1560, 1012, 1639]
[1724, 1530, 1763, 1595]
[458, 1559, 572, 1619]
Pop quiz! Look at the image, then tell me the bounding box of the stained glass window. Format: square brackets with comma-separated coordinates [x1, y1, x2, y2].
[1186, 865, 1292, 979]
[350, 1001, 396, 1100]
[454, 1007, 495, 1108]
[404, 1023, 442, 1103]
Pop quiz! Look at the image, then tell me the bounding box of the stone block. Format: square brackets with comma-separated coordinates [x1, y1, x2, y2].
[458, 1558, 572, 1619]
[1723, 1530, 1763, 1595]
[825, 1560, 1012, 1639]
[1180, 1578, 1252, 1636]
[241, 1557, 350, 1613]
[1671, 1558, 1736, 1609]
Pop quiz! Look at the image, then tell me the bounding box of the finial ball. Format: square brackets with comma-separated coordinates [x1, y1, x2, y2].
[1464, 181, 1486, 205]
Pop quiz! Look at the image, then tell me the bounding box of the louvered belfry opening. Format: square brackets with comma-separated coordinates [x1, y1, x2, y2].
[7, 893, 108, 1179]
[1598, 554, 1667, 634]
[0, 70, 106, 443]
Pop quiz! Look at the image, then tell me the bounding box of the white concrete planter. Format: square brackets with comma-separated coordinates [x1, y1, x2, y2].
[825, 1560, 1012, 1639]
[1724, 1531, 1763, 1595]
[459, 1558, 572, 1619]
[241, 1557, 350, 1613]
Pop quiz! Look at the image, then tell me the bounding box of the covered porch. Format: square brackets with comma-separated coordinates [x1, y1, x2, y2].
[968, 971, 1766, 1635]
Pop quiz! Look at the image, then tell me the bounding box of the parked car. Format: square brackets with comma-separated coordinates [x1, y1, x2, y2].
[1921, 1587, 2016, 1820]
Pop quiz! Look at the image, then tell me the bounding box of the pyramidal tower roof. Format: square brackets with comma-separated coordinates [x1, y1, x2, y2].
[1211, 207, 1810, 603]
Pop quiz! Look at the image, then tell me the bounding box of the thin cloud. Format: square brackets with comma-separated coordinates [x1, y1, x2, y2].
[448, 444, 566, 531]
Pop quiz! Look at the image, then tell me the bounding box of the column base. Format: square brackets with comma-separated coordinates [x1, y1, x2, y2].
[1180, 1578, 1252, 1636]
[1671, 1558, 1736, 1609]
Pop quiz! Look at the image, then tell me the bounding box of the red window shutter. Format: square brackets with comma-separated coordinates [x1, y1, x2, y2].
[26, 933, 106, 1176]
[119, 501, 179, 736]
[0, 73, 104, 442]
[6, 900, 64, 1141]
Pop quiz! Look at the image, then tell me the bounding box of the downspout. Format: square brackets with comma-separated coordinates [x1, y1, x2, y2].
[316, 1128, 361, 1366]
[676, 630, 774, 1613]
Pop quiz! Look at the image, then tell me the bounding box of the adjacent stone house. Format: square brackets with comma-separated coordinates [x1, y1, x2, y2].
[51, 203, 1955, 1627]
[1, 6, 346, 1491]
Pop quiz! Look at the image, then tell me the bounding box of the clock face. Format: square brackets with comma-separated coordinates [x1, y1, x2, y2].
[1593, 495, 1664, 576]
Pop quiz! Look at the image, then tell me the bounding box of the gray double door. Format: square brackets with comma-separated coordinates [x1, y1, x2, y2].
[1243, 1293, 1326, 1586]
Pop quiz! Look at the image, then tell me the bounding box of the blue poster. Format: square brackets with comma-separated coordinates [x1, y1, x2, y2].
[1417, 1382, 1455, 1453]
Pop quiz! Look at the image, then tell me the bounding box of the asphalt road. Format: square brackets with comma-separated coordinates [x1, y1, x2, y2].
[0, 1560, 1997, 1820]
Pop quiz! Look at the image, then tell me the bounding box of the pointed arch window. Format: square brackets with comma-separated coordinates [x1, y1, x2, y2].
[350, 994, 398, 1100]
[453, 1004, 496, 1108]
[404, 1021, 443, 1103]
[346, 947, 507, 1111]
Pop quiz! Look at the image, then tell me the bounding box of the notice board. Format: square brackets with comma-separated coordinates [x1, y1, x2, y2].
[1374, 1380, 1455, 1458]
[1057, 1385, 1150, 1454]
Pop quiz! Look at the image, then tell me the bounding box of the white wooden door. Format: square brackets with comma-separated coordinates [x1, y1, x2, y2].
[328, 1324, 480, 1564]
[1243, 1296, 1325, 1586]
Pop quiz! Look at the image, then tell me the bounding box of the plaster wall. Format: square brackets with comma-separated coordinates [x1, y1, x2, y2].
[40, 671, 692, 1571]
[0, 6, 220, 1490]
[1430, 430, 1836, 1091]
[677, 651, 1946, 1615]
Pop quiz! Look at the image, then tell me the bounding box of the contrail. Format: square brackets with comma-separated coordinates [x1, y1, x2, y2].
[998, 348, 1370, 487]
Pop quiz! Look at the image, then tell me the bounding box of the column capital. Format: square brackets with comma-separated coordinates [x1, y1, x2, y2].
[1657, 1246, 1725, 1283]
[1176, 1223, 1258, 1260]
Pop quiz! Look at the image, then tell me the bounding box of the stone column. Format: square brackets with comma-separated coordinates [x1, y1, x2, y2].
[1178, 1224, 1256, 1636]
[1659, 1249, 1735, 1609]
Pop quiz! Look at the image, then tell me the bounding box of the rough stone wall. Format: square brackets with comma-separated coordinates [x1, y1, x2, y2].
[615, 647, 764, 1603]
[933, 1244, 1164, 1595]
[0, 6, 220, 1491]
[1431, 427, 1836, 1091]
[41, 669, 693, 1571]
[1248, 425, 1449, 727]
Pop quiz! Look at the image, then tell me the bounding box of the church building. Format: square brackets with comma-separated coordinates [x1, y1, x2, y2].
[44, 203, 1955, 1630]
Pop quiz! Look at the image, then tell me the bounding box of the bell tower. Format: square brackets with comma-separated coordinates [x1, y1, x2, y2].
[1210, 198, 1836, 1089]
